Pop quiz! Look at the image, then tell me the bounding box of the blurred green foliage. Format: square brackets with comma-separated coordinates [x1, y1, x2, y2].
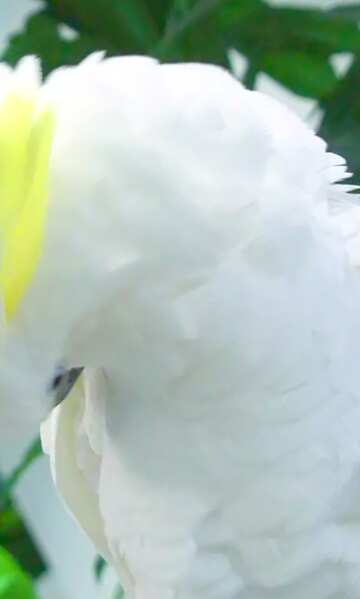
[113, 586, 125, 599]
[0, 546, 39, 599]
[0, 501, 46, 581]
[94, 555, 107, 581]
[0, 439, 46, 590]
[2, 0, 360, 178]
[0, 438, 43, 508]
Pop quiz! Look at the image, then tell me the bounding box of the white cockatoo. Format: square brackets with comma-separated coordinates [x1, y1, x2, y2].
[1, 53, 360, 599]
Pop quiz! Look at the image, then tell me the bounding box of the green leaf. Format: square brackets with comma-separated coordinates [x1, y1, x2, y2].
[94, 555, 107, 581]
[0, 547, 38, 599]
[320, 58, 360, 181]
[223, 2, 360, 55]
[262, 51, 338, 97]
[146, 0, 175, 32]
[152, 0, 360, 97]
[159, 14, 227, 65]
[2, 11, 106, 76]
[44, 0, 160, 52]
[0, 503, 46, 580]
[153, 0, 222, 59]
[94, 557, 124, 598]
[113, 585, 125, 599]
[0, 438, 43, 507]
[222, 1, 360, 96]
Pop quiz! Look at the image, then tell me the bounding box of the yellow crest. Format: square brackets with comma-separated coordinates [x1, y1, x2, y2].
[0, 92, 55, 320]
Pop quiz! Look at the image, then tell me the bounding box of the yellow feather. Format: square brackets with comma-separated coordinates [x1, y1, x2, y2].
[0, 93, 55, 319]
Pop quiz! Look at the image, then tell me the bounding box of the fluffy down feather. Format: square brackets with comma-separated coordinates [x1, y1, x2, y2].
[1, 55, 360, 598]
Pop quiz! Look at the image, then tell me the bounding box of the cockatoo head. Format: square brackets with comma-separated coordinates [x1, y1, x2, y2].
[0, 54, 128, 433]
[0, 57, 56, 429]
[0, 53, 357, 441]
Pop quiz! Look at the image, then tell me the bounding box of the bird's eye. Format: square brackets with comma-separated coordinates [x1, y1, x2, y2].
[48, 367, 65, 392]
[48, 366, 84, 405]
[51, 374, 63, 390]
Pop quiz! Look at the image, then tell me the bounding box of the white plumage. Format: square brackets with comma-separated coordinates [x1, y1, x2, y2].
[1, 55, 360, 598]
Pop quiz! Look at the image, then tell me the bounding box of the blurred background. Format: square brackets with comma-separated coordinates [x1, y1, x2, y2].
[0, 0, 360, 597]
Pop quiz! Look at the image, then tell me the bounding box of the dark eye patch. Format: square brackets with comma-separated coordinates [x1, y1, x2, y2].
[48, 366, 65, 393]
[51, 373, 63, 390]
[48, 366, 84, 406]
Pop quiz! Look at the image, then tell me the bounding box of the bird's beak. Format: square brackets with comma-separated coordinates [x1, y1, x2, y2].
[53, 367, 84, 407]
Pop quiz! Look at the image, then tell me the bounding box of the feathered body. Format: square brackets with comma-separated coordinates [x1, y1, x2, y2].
[1, 56, 360, 598]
